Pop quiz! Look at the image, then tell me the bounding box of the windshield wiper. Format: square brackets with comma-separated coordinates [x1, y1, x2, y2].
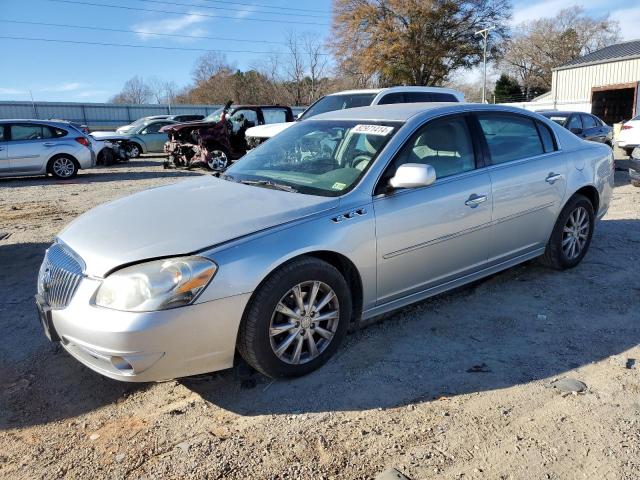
[239, 179, 298, 193]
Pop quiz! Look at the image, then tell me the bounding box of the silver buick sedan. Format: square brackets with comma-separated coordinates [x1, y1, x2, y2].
[36, 104, 614, 382]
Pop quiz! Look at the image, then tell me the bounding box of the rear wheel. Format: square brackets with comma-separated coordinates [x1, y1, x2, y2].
[237, 257, 352, 378]
[48, 156, 78, 179]
[540, 194, 594, 270]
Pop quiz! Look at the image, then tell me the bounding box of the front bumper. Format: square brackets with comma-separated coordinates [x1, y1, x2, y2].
[40, 277, 251, 382]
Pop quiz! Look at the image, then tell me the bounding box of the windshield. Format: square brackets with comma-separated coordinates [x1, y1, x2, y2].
[224, 120, 399, 196]
[542, 114, 568, 126]
[300, 93, 377, 120]
[203, 108, 224, 123]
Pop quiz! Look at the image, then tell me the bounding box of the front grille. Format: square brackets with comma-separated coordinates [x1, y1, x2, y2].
[37, 242, 85, 309]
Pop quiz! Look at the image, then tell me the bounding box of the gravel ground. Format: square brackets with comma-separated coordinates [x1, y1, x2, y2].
[1, 156, 639, 480]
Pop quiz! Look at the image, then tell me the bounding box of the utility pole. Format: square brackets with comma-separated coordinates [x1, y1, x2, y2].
[475, 26, 495, 104]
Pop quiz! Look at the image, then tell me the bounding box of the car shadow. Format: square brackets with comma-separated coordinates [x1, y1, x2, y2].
[1, 217, 638, 427]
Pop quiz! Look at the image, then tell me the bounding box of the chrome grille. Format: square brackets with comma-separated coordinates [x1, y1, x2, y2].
[37, 242, 85, 310]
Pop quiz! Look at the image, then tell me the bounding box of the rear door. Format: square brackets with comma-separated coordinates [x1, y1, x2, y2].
[0, 124, 8, 170]
[6, 123, 56, 172]
[581, 114, 604, 143]
[477, 113, 567, 265]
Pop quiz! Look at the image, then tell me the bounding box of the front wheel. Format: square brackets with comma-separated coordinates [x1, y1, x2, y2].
[127, 143, 142, 158]
[237, 257, 352, 378]
[206, 148, 230, 171]
[540, 194, 594, 270]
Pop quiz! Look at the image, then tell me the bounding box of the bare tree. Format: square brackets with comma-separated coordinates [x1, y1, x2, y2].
[191, 52, 234, 85]
[284, 32, 307, 106]
[109, 76, 152, 104]
[502, 7, 620, 96]
[147, 77, 178, 105]
[303, 34, 328, 103]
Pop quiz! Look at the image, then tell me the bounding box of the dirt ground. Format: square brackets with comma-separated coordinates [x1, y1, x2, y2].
[1, 157, 639, 480]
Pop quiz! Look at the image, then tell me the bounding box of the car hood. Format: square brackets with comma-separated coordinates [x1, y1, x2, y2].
[90, 132, 129, 141]
[58, 176, 339, 277]
[246, 122, 294, 139]
[161, 120, 216, 133]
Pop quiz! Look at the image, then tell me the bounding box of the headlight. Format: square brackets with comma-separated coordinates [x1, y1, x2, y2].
[94, 256, 217, 312]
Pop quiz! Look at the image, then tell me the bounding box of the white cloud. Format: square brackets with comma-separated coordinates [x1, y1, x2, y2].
[610, 6, 640, 40]
[133, 13, 209, 41]
[0, 87, 24, 95]
[512, 0, 615, 25]
[49, 82, 83, 92]
[234, 5, 257, 20]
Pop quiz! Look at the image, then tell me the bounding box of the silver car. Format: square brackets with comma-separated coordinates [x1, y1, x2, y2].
[93, 119, 177, 157]
[0, 120, 95, 179]
[35, 104, 614, 381]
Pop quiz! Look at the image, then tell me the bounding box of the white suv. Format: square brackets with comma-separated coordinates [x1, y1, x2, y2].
[617, 114, 640, 156]
[245, 86, 465, 148]
[0, 120, 95, 179]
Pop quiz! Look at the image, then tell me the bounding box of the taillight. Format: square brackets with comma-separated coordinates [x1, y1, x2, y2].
[622, 125, 633, 130]
[75, 137, 90, 146]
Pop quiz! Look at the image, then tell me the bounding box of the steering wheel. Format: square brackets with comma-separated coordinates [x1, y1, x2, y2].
[352, 154, 373, 171]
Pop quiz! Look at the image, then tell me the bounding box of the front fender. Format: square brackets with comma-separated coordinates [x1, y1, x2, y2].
[196, 204, 377, 312]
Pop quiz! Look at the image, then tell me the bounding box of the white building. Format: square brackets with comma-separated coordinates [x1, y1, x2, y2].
[503, 39, 640, 124]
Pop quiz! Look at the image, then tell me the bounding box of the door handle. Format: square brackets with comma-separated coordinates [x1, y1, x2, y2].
[465, 194, 487, 208]
[43, 142, 58, 147]
[545, 173, 563, 184]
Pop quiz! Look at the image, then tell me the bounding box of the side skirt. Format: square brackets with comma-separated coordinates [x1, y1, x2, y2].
[360, 247, 545, 323]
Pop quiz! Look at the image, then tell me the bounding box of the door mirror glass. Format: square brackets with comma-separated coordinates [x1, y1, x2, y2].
[389, 163, 436, 189]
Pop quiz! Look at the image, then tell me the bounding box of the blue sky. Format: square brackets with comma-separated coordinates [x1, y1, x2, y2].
[1, 0, 638, 103]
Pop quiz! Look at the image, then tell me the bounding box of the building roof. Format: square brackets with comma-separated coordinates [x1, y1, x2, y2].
[555, 39, 640, 71]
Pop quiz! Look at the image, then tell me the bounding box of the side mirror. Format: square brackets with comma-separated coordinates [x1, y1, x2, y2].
[296, 112, 303, 120]
[570, 127, 583, 135]
[389, 163, 436, 189]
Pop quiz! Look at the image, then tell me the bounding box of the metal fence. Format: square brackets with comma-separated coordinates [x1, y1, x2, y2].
[0, 101, 223, 131]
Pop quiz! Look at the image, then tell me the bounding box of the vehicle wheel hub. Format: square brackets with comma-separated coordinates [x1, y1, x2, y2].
[269, 280, 340, 365]
[562, 206, 589, 260]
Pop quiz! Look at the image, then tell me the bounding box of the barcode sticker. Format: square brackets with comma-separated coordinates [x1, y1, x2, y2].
[352, 124, 394, 136]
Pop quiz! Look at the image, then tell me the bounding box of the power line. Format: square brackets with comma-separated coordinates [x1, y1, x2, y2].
[133, 0, 330, 19]
[195, 0, 329, 14]
[45, 0, 330, 26]
[0, 19, 295, 46]
[0, 34, 330, 55]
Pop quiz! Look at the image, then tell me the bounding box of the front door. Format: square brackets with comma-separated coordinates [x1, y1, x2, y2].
[229, 109, 259, 155]
[476, 113, 567, 265]
[374, 114, 492, 305]
[137, 121, 172, 152]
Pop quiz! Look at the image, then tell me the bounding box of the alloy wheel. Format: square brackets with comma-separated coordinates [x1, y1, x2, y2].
[562, 206, 590, 260]
[52, 157, 75, 178]
[269, 281, 340, 365]
[207, 150, 229, 171]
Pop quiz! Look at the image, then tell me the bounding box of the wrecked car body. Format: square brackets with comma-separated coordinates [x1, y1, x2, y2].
[162, 103, 294, 172]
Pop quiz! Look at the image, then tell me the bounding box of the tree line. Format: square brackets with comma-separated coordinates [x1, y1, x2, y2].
[109, 1, 620, 106]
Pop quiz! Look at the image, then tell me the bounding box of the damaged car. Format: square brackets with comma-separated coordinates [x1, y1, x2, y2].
[162, 102, 294, 171]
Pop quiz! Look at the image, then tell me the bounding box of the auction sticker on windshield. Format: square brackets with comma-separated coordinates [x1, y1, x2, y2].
[352, 124, 394, 136]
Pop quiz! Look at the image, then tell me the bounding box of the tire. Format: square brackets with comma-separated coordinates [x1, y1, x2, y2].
[237, 257, 352, 378]
[540, 194, 595, 270]
[127, 143, 142, 158]
[48, 155, 78, 179]
[206, 147, 230, 171]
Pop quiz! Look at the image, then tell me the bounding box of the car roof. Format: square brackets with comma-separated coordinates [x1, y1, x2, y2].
[311, 102, 550, 122]
[327, 86, 462, 97]
[539, 111, 587, 116]
[0, 119, 80, 127]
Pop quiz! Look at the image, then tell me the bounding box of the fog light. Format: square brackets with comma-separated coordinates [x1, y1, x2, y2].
[111, 356, 134, 374]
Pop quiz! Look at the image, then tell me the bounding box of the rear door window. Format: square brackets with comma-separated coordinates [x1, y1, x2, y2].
[566, 115, 582, 131]
[262, 108, 289, 124]
[10, 124, 48, 141]
[377, 92, 405, 105]
[478, 114, 545, 164]
[581, 114, 597, 129]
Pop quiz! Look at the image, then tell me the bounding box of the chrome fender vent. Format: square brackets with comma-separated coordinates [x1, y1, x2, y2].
[331, 208, 368, 223]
